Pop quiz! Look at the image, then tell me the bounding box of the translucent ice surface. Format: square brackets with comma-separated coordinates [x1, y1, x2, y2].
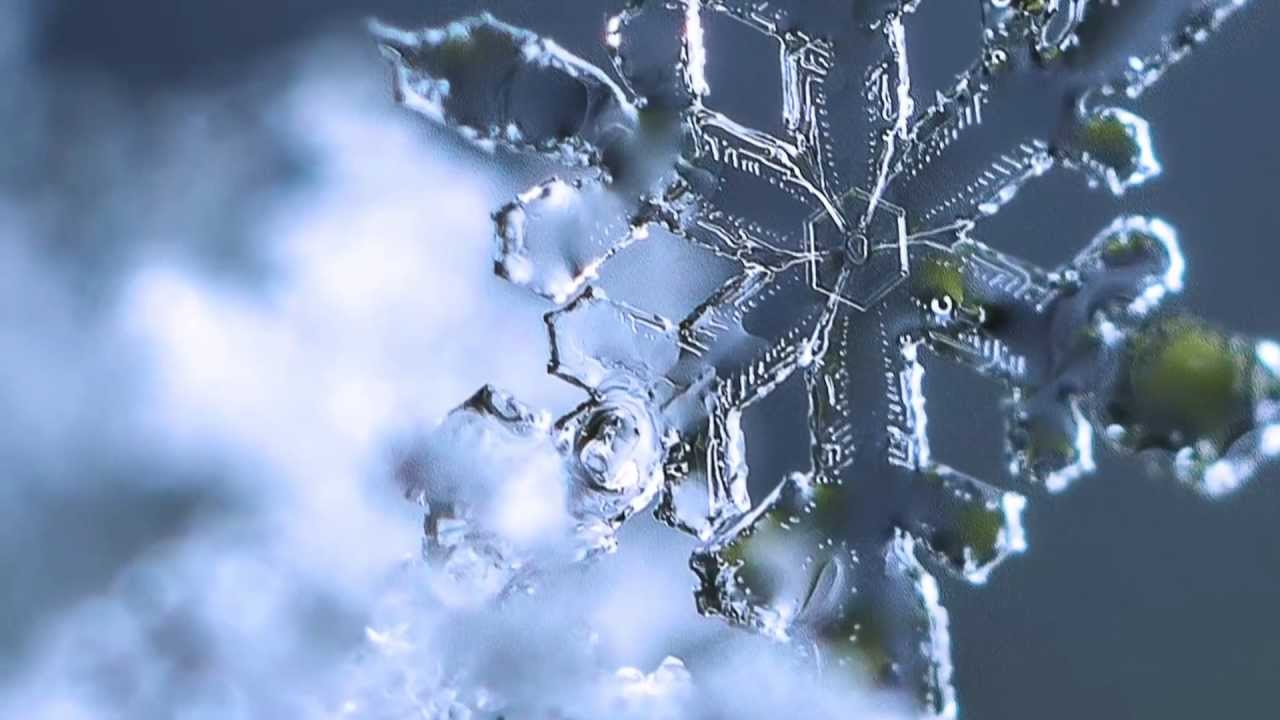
[375, 1, 1275, 717]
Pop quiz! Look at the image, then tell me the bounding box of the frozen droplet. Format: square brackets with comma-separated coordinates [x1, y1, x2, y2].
[1099, 314, 1280, 495]
[1069, 215, 1184, 319]
[1066, 106, 1162, 196]
[561, 385, 669, 534]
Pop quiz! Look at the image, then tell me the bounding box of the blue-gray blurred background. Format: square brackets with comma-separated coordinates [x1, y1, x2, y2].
[4, 0, 1278, 717]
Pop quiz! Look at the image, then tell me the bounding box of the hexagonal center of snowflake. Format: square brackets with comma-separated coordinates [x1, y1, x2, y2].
[804, 189, 909, 311]
[674, 4, 910, 313]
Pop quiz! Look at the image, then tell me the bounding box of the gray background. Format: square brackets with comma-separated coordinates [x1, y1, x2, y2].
[25, 1, 1280, 717]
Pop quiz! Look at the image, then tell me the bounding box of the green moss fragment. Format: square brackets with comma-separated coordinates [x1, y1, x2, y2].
[818, 607, 892, 683]
[913, 257, 967, 306]
[719, 523, 781, 601]
[1126, 315, 1250, 441]
[959, 506, 1002, 560]
[1016, 0, 1050, 13]
[1102, 229, 1159, 267]
[1021, 420, 1076, 474]
[1078, 113, 1141, 173]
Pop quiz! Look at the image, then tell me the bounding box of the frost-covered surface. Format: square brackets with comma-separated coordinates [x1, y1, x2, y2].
[377, 1, 1279, 717]
[336, 519, 911, 720]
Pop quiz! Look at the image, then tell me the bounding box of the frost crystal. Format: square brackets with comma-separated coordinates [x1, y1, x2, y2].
[375, 1, 1275, 717]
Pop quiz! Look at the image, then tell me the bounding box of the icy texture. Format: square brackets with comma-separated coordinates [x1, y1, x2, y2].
[1062, 105, 1162, 195]
[396, 380, 669, 604]
[337, 523, 913, 719]
[377, 1, 1273, 717]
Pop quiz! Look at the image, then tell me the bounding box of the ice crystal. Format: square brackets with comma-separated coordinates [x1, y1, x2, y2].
[374, 1, 1276, 716]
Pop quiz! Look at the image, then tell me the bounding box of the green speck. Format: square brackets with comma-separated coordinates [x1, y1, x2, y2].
[1102, 230, 1158, 267]
[1127, 315, 1250, 441]
[1078, 113, 1140, 173]
[959, 506, 1002, 560]
[913, 257, 967, 306]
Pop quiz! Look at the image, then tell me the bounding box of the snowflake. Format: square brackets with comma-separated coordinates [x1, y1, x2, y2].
[375, 1, 1278, 716]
